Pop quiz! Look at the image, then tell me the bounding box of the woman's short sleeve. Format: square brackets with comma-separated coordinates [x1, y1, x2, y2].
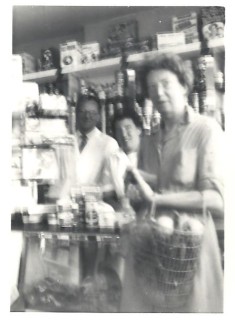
[197, 119, 224, 199]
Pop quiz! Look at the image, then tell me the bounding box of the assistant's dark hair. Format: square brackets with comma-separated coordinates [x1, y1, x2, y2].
[112, 106, 143, 139]
[141, 53, 194, 97]
[76, 90, 101, 112]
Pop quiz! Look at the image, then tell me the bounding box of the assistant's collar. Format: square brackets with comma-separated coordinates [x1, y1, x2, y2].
[76, 127, 99, 140]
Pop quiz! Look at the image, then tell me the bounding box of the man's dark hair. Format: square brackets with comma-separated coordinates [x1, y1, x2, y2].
[76, 90, 101, 112]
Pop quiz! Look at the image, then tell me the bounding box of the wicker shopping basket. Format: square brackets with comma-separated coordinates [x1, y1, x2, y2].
[129, 201, 207, 309]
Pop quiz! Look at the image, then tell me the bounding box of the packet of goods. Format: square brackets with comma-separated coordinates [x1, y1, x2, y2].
[172, 12, 199, 44]
[142, 98, 153, 135]
[156, 32, 185, 50]
[60, 40, 83, 70]
[200, 6, 225, 41]
[81, 42, 100, 64]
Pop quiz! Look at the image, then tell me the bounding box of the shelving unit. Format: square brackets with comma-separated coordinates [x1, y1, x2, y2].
[23, 69, 58, 84]
[22, 38, 225, 84]
[129, 38, 225, 66]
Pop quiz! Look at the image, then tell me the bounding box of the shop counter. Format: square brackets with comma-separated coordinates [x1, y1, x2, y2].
[11, 214, 224, 312]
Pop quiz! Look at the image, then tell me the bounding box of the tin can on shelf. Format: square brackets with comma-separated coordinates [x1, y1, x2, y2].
[71, 202, 81, 228]
[71, 188, 86, 227]
[191, 92, 200, 113]
[85, 195, 99, 229]
[56, 199, 73, 228]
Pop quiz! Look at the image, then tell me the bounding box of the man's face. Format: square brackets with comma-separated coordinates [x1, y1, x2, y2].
[76, 100, 100, 133]
[115, 118, 141, 154]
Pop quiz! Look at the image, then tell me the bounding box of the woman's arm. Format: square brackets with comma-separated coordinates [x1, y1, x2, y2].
[137, 169, 158, 188]
[153, 190, 224, 218]
[130, 168, 224, 219]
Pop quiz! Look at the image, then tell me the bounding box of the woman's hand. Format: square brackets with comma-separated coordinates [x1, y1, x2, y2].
[126, 183, 142, 202]
[130, 168, 155, 202]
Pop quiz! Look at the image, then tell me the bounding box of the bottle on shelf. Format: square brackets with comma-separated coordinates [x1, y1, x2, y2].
[115, 50, 130, 116]
[214, 71, 225, 93]
[196, 39, 216, 116]
[151, 109, 161, 132]
[97, 85, 106, 134]
[105, 84, 115, 136]
[191, 92, 200, 114]
[67, 92, 77, 134]
[80, 78, 89, 96]
[142, 98, 153, 135]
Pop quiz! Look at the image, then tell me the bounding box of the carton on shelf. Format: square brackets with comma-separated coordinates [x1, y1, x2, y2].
[156, 32, 185, 50]
[60, 40, 83, 70]
[172, 12, 199, 44]
[201, 6, 225, 41]
[81, 42, 100, 64]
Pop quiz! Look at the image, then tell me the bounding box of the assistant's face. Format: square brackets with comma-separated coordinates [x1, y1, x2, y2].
[76, 100, 100, 133]
[115, 118, 141, 154]
[147, 69, 187, 120]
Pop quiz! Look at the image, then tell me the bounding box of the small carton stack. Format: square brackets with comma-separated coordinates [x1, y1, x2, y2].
[81, 42, 100, 64]
[156, 32, 185, 50]
[200, 6, 225, 41]
[172, 12, 199, 44]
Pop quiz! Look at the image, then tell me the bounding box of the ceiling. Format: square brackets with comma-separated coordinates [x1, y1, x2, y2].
[13, 6, 150, 46]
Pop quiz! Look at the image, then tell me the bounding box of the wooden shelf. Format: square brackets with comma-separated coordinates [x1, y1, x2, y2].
[23, 38, 224, 83]
[61, 56, 121, 77]
[129, 38, 225, 67]
[23, 69, 58, 84]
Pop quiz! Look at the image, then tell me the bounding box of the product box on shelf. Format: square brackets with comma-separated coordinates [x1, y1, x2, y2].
[172, 12, 199, 44]
[137, 38, 153, 52]
[100, 20, 138, 58]
[40, 48, 60, 71]
[24, 118, 70, 145]
[107, 20, 138, 45]
[39, 92, 68, 111]
[20, 52, 36, 74]
[81, 42, 100, 64]
[156, 32, 186, 50]
[60, 40, 83, 70]
[200, 6, 225, 41]
[25, 118, 69, 135]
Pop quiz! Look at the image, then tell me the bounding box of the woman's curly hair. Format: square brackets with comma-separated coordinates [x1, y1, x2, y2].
[140, 53, 194, 97]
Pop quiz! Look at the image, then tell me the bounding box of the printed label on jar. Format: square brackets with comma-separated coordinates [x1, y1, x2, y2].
[85, 201, 99, 228]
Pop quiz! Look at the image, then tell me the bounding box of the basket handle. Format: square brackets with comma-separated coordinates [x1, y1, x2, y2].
[149, 198, 157, 220]
[201, 191, 208, 222]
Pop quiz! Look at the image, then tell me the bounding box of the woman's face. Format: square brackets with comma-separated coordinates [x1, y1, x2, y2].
[115, 118, 141, 154]
[147, 69, 187, 120]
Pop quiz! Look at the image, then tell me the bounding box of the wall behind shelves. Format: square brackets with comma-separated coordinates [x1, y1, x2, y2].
[13, 6, 201, 59]
[85, 6, 201, 44]
[13, 30, 84, 59]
